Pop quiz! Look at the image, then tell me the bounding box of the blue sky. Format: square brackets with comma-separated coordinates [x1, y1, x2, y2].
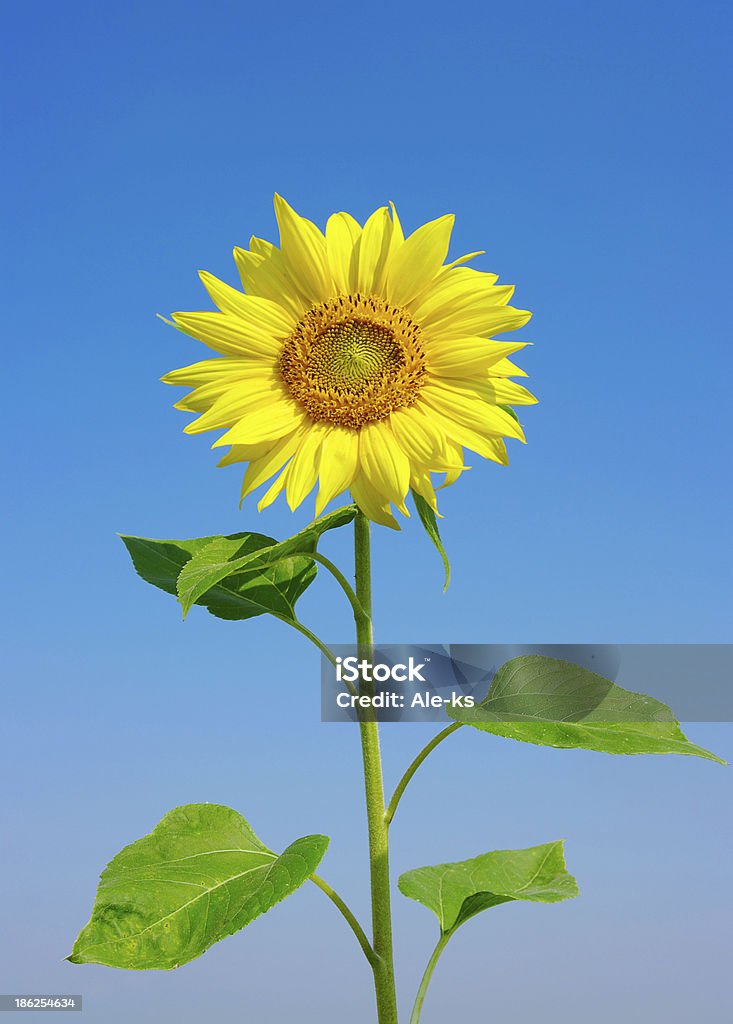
[2, 1, 731, 1021]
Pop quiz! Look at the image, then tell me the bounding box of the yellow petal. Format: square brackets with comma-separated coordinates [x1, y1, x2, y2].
[213, 398, 306, 446]
[285, 425, 328, 510]
[350, 473, 400, 530]
[171, 311, 282, 358]
[356, 206, 392, 294]
[422, 382, 526, 441]
[411, 270, 515, 325]
[438, 441, 472, 487]
[408, 259, 498, 314]
[162, 358, 258, 388]
[486, 379, 538, 406]
[217, 441, 273, 467]
[316, 428, 359, 515]
[174, 375, 270, 413]
[422, 401, 513, 463]
[410, 468, 442, 515]
[359, 421, 411, 512]
[241, 429, 304, 500]
[425, 337, 528, 376]
[233, 245, 309, 320]
[388, 202, 405, 253]
[427, 303, 532, 342]
[444, 251, 485, 269]
[389, 407, 460, 470]
[257, 464, 291, 512]
[249, 235, 275, 257]
[274, 193, 332, 304]
[488, 356, 528, 378]
[326, 212, 361, 294]
[384, 214, 455, 307]
[198, 271, 295, 331]
[183, 376, 281, 434]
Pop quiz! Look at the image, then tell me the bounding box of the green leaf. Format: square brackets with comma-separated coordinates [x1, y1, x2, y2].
[411, 488, 450, 590]
[176, 505, 356, 617]
[68, 804, 328, 970]
[121, 532, 313, 621]
[447, 655, 726, 763]
[119, 507, 355, 623]
[399, 841, 577, 936]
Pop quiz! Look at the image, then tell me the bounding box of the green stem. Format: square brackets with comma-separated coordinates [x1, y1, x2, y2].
[277, 614, 337, 667]
[303, 550, 370, 626]
[267, 550, 370, 627]
[409, 933, 451, 1024]
[354, 510, 399, 1024]
[310, 874, 379, 970]
[385, 724, 462, 827]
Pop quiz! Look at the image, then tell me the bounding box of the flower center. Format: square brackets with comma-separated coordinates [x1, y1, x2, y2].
[279, 294, 426, 429]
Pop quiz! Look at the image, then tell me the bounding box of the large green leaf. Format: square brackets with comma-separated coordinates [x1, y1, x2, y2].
[399, 841, 577, 936]
[411, 489, 450, 591]
[176, 505, 356, 617]
[68, 804, 328, 970]
[447, 655, 725, 762]
[121, 531, 314, 621]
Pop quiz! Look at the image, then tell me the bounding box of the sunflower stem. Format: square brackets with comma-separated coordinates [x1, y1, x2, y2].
[409, 932, 451, 1024]
[354, 510, 400, 1024]
[310, 874, 379, 970]
[385, 723, 462, 827]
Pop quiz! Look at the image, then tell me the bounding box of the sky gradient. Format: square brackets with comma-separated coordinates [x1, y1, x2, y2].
[2, 1, 731, 1021]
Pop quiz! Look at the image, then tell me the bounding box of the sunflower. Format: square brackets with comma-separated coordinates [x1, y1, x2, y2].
[162, 196, 536, 528]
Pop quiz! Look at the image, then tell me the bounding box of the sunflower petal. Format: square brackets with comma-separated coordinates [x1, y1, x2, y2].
[423, 402, 512, 463]
[388, 202, 405, 253]
[198, 270, 294, 329]
[427, 303, 532, 342]
[486, 379, 538, 405]
[274, 194, 331, 304]
[350, 473, 400, 530]
[438, 441, 472, 487]
[213, 398, 306, 446]
[242, 430, 304, 501]
[385, 214, 455, 307]
[422, 382, 526, 442]
[285, 426, 328, 510]
[425, 338, 528, 376]
[161, 358, 258, 388]
[171, 311, 283, 358]
[182, 377, 281, 434]
[488, 356, 529, 378]
[410, 468, 442, 515]
[257, 464, 291, 511]
[356, 206, 392, 294]
[389, 407, 461, 470]
[249, 235, 276, 257]
[359, 422, 411, 513]
[326, 212, 361, 294]
[411, 269, 513, 324]
[316, 428, 359, 515]
[174, 378, 255, 413]
[217, 441, 273, 467]
[233, 246, 309, 320]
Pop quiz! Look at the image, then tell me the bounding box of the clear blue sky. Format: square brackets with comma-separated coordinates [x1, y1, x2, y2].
[2, 1, 731, 1021]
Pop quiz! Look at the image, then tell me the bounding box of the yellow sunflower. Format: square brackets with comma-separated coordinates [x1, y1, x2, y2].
[162, 195, 536, 528]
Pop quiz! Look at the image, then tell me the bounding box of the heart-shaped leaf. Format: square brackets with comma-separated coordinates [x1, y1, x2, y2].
[121, 532, 314, 621]
[447, 655, 725, 762]
[399, 840, 577, 936]
[176, 505, 356, 617]
[68, 804, 328, 970]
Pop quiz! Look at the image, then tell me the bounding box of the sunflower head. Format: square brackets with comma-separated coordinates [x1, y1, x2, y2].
[162, 195, 536, 528]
